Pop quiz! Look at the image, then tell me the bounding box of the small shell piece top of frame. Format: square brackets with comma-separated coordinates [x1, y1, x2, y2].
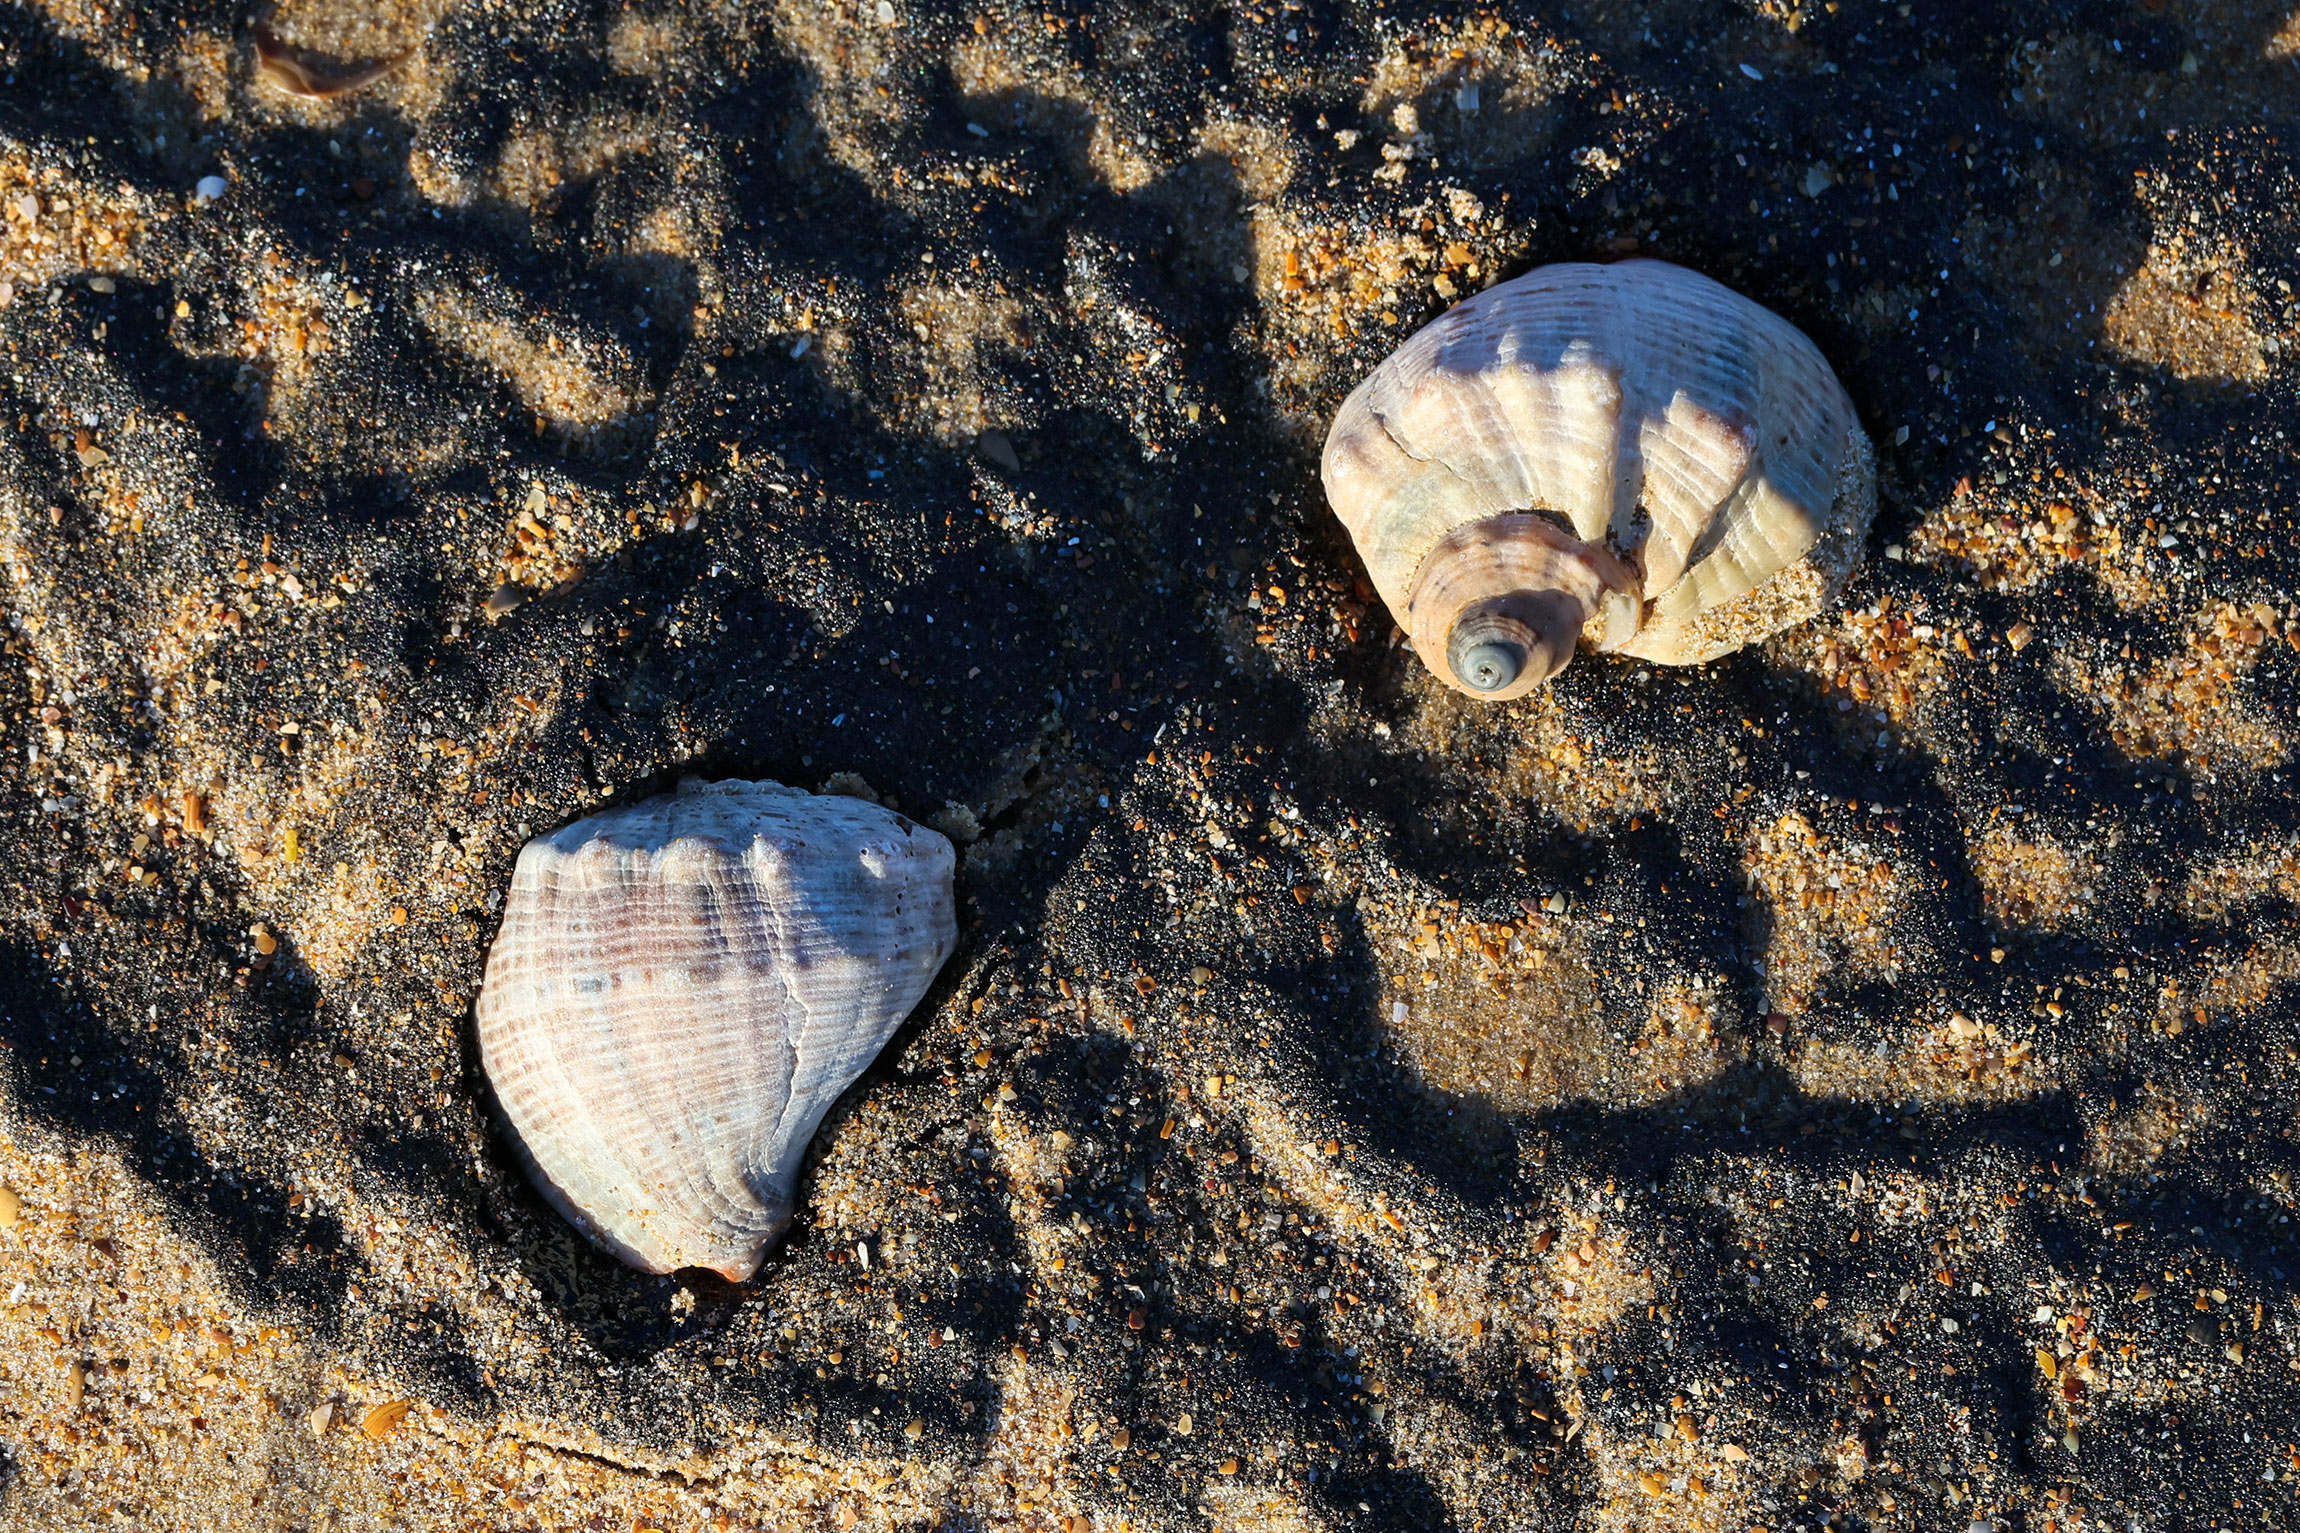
[476, 779, 956, 1280]
[1321, 260, 1875, 699]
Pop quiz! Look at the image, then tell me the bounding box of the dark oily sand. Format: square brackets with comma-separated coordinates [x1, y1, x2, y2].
[1, 0, 2297, 1527]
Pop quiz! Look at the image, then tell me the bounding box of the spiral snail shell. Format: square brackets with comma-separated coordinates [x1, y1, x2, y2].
[476, 779, 956, 1279]
[1321, 260, 1875, 699]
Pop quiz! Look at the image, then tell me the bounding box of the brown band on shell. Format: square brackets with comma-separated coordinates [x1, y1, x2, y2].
[1404, 513, 1640, 700]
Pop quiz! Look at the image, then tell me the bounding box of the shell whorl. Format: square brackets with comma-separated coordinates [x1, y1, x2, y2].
[476, 778, 956, 1280]
[1321, 259, 1875, 696]
[1405, 514, 1637, 700]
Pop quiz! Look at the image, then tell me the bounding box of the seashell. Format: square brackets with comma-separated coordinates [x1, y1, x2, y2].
[254, 26, 420, 99]
[476, 778, 956, 1279]
[1322, 260, 1875, 699]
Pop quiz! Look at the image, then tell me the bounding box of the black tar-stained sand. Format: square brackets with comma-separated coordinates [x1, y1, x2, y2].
[0, 0, 2297, 1527]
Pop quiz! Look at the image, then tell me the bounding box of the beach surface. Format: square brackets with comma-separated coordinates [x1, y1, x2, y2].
[2, 0, 2298, 1527]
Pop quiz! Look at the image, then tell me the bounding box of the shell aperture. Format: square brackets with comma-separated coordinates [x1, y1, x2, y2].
[476, 778, 957, 1279]
[1321, 259, 1876, 699]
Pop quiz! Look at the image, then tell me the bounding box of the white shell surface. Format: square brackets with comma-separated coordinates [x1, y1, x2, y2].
[476, 778, 956, 1279]
[1322, 259, 1874, 673]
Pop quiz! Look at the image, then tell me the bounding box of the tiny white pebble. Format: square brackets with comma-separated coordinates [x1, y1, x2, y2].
[15, 193, 39, 220]
[195, 175, 228, 203]
[1739, 63, 1763, 80]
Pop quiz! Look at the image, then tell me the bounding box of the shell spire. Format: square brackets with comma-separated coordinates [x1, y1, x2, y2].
[477, 778, 957, 1279]
[1321, 259, 1875, 699]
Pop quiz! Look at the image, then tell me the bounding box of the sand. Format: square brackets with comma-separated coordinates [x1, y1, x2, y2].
[1, 0, 2297, 1527]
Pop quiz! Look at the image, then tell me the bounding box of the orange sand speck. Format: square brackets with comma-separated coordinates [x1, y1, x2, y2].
[1969, 822, 2101, 935]
[1742, 811, 1905, 1014]
[2063, 600, 2290, 777]
[2102, 240, 2273, 387]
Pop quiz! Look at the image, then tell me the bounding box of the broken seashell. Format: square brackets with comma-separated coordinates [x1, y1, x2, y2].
[477, 778, 956, 1278]
[1322, 260, 1875, 699]
[254, 26, 419, 99]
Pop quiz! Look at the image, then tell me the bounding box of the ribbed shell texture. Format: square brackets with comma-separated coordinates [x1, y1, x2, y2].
[1322, 259, 1873, 667]
[476, 779, 956, 1278]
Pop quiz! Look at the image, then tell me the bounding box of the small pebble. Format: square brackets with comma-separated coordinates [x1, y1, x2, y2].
[0, 1185, 19, 1228]
[309, 1399, 335, 1436]
[903, 1418, 924, 1440]
[194, 176, 227, 203]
